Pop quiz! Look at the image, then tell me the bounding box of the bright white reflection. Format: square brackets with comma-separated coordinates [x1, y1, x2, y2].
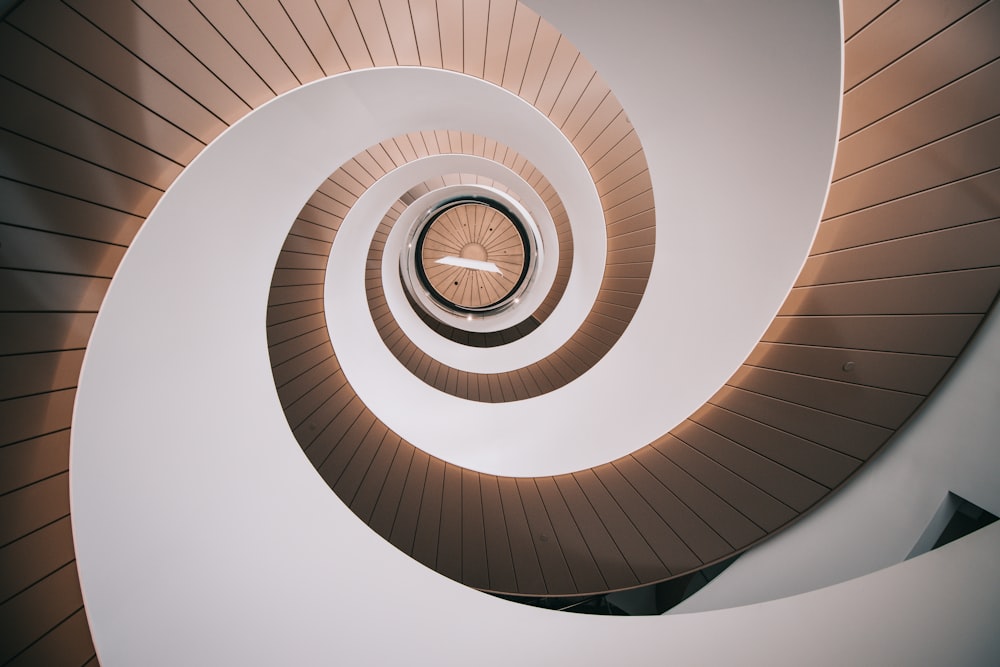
[435, 255, 503, 274]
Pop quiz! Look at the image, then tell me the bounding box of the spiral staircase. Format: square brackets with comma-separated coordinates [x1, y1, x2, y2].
[1, 0, 998, 664]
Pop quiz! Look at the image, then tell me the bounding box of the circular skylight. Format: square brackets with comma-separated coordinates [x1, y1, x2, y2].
[403, 195, 539, 322]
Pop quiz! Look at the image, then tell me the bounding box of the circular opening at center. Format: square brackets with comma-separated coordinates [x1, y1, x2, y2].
[415, 199, 530, 313]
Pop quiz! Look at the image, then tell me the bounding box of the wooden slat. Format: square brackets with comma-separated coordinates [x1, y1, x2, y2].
[780, 268, 1000, 316]
[267, 327, 330, 367]
[553, 474, 637, 591]
[350, 431, 401, 521]
[658, 434, 796, 533]
[606, 225, 655, 252]
[500, 3, 538, 93]
[0, 473, 69, 547]
[0, 23, 201, 164]
[600, 172, 651, 213]
[407, 0, 443, 68]
[532, 478, 606, 593]
[411, 457, 446, 568]
[240, 0, 326, 83]
[280, 0, 351, 76]
[575, 468, 674, 583]
[675, 420, 828, 512]
[762, 313, 982, 355]
[743, 342, 953, 395]
[136, 0, 276, 107]
[435, 462, 463, 581]
[0, 225, 126, 278]
[518, 18, 559, 103]
[319, 405, 378, 478]
[593, 464, 702, 576]
[827, 117, 1000, 218]
[437, 0, 464, 72]
[483, 0, 516, 84]
[844, 0, 983, 90]
[280, 234, 333, 255]
[532, 35, 577, 114]
[462, 0, 489, 78]
[478, 475, 517, 592]
[0, 131, 161, 217]
[367, 440, 412, 536]
[5, 607, 95, 667]
[496, 477, 546, 594]
[572, 100, 622, 155]
[592, 131, 643, 188]
[270, 268, 326, 287]
[284, 371, 349, 435]
[516, 477, 575, 593]
[350, 0, 397, 67]
[0, 178, 141, 246]
[710, 386, 891, 460]
[840, 0, 1000, 136]
[633, 446, 764, 548]
[315, 0, 374, 70]
[307, 395, 366, 468]
[266, 311, 327, 343]
[0, 313, 95, 357]
[189, 0, 298, 93]
[817, 168, 1000, 252]
[0, 350, 84, 401]
[271, 342, 334, 388]
[802, 219, 1000, 286]
[842, 0, 896, 40]
[549, 59, 596, 129]
[0, 516, 74, 603]
[0, 391, 75, 448]
[0, 79, 182, 191]
[333, 417, 387, 503]
[266, 297, 324, 326]
[279, 355, 341, 409]
[613, 456, 732, 564]
[0, 432, 70, 498]
[0, 563, 84, 665]
[299, 200, 348, 229]
[581, 111, 633, 166]
[386, 447, 427, 552]
[727, 366, 923, 430]
[460, 470, 490, 589]
[268, 282, 323, 306]
[836, 59, 1000, 180]
[370, 0, 415, 66]
[13, 0, 226, 143]
[691, 402, 861, 488]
